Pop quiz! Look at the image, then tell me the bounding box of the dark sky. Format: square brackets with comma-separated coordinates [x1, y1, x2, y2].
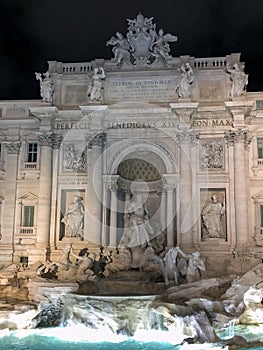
[0, 0, 262, 100]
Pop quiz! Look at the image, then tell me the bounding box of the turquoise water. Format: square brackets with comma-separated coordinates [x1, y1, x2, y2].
[0, 327, 221, 350]
[1, 325, 263, 350]
[0, 328, 182, 350]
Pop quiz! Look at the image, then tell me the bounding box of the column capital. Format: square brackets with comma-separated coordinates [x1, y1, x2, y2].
[224, 128, 252, 148]
[52, 133, 63, 149]
[164, 184, 176, 191]
[109, 175, 119, 191]
[162, 174, 177, 187]
[176, 129, 199, 145]
[88, 132, 106, 149]
[39, 132, 54, 147]
[5, 141, 21, 154]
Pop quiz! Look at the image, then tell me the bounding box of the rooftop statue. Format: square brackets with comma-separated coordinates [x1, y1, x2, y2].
[87, 67, 105, 102]
[107, 13, 177, 67]
[176, 63, 194, 98]
[35, 71, 55, 104]
[226, 63, 248, 98]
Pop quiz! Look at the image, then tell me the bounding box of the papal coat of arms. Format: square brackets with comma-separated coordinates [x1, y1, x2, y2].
[106, 13, 178, 67]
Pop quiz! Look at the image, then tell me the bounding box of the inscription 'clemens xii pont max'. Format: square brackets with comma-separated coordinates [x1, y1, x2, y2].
[104, 77, 178, 102]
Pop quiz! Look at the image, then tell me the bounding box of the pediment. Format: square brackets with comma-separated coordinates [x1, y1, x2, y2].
[17, 192, 38, 202]
[252, 190, 263, 200]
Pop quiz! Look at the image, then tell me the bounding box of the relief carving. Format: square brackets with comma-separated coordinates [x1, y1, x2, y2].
[200, 140, 224, 169]
[64, 144, 86, 171]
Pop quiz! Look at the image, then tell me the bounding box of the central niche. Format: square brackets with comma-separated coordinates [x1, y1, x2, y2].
[117, 158, 161, 182]
[116, 157, 165, 245]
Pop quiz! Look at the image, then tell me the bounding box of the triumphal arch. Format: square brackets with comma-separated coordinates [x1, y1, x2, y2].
[0, 13, 263, 274]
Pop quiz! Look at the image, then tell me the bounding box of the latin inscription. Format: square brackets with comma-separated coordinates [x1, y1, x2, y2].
[104, 77, 178, 102]
[191, 119, 232, 127]
[55, 119, 233, 130]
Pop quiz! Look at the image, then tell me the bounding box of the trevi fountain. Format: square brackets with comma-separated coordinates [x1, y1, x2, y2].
[1, 12, 263, 350]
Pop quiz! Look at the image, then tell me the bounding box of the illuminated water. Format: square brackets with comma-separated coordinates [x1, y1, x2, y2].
[1, 326, 263, 350]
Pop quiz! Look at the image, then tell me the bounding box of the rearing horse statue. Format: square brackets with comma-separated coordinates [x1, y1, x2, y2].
[163, 246, 189, 286]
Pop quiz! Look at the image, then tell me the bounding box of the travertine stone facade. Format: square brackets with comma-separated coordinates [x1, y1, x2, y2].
[0, 14, 262, 274]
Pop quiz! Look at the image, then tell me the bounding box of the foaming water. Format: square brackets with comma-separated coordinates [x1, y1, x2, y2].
[0, 326, 228, 350]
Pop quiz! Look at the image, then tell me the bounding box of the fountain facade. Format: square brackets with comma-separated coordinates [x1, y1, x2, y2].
[1, 11, 263, 349]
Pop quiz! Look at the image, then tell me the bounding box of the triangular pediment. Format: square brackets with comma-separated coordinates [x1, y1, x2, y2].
[17, 192, 38, 201]
[252, 190, 263, 200]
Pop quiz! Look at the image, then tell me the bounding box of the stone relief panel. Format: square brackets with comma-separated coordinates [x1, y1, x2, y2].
[200, 188, 226, 242]
[200, 140, 224, 170]
[60, 190, 85, 240]
[63, 143, 86, 171]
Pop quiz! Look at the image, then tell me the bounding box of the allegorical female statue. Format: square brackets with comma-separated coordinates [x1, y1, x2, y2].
[226, 63, 248, 98]
[201, 194, 226, 240]
[61, 195, 85, 238]
[119, 191, 154, 268]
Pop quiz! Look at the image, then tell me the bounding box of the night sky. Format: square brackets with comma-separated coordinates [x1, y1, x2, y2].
[0, 0, 262, 100]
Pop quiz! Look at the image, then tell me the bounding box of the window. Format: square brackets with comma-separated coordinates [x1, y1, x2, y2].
[256, 100, 263, 110]
[23, 206, 34, 227]
[27, 143, 37, 163]
[257, 138, 263, 159]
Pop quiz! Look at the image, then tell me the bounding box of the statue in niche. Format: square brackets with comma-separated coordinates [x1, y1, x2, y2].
[176, 63, 194, 98]
[64, 144, 85, 170]
[119, 191, 154, 268]
[201, 194, 226, 240]
[35, 71, 55, 103]
[61, 195, 85, 238]
[106, 32, 131, 66]
[226, 63, 248, 98]
[87, 67, 105, 101]
[200, 141, 224, 169]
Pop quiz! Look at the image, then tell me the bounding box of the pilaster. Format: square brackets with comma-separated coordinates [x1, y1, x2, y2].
[176, 129, 198, 248]
[1, 141, 20, 263]
[29, 107, 58, 261]
[86, 132, 106, 245]
[225, 128, 252, 246]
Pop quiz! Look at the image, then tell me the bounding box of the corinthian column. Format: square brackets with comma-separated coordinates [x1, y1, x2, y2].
[163, 175, 177, 247]
[87, 132, 106, 245]
[49, 134, 62, 249]
[29, 106, 58, 261]
[225, 128, 251, 245]
[1, 141, 20, 263]
[37, 133, 54, 252]
[108, 176, 119, 248]
[177, 130, 197, 248]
